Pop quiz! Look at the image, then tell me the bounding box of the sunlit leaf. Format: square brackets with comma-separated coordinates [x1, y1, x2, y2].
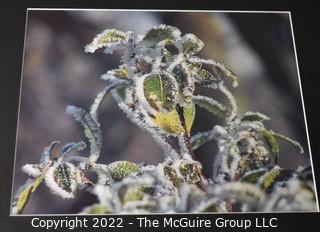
[12, 176, 44, 214]
[258, 167, 292, 190]
[183, 103, 195, 135]
[85, 29, 131, 54]
[154, 110, 183, 135]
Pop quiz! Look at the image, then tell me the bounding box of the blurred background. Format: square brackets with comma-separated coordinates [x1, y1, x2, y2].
[13, 10, 312, 214]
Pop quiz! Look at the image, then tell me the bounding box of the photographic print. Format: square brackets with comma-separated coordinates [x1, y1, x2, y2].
[11, 9, 318, 214]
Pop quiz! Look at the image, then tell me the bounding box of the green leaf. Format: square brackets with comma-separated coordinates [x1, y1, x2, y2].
[109, 161, 140, 181]
[183, 103, 195, 135]
[240, 112, 270, 122]
[143, 73, 179, 112]
[85, 29, 130, 53]
[241, 169, 267, 183]
[259, 167, 292, 190]
[271, 131, 304, 154]
[66, 106, 102, 163]
[211, 61, 239, 87]
[193, 95, 229, 118]
[142, 25, 181, 46]
[260, 129, 280, 163]
[12, 176, 44, 214]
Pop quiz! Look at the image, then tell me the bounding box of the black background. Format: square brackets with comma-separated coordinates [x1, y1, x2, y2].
[0, 1, 320, 231]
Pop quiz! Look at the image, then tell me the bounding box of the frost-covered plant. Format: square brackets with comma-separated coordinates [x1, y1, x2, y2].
[12, 25, 317, 214]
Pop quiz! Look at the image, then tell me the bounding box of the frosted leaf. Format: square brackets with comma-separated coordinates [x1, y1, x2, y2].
[108, 161, 140, 181]
[190, 130, 215, 150]
[12, 176, 43, 214]
[154, 110, 184, 135]
[90, 81, 129, 120]
[163, 165, 182, 187]
[85, 29, 131, 53]
[257, 166, 292, 190]
[190, 57, 239, 87]
[183, 103, 195, 135]
[114, 100, 180, 158]
[240, 111, 270, 122]
[193, 67, 219, 86]
[44, 162, 79, 199]
[218, 83, 238, 119]
[259, 129, 280, 163]
[66, 105, 102, 163]
[271, 131, 304, 154]
[179, 34, 204, 55]
[213, 182, 265, 203]
[101, 67, 129, 81]
[140, 73, 179, 113]
[59, 141, 86, 161]
[39, 141, 60, 164]
[193, 95, 229, 118]
[142, 24, 181, 46]
[178, 159, 202, 184]
[241, 169, 267, 183]
[171, 63, 194, 104]
[263, 178, 317, 211]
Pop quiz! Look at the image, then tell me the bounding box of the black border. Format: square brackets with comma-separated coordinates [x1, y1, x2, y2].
[1, 1, 320, 232]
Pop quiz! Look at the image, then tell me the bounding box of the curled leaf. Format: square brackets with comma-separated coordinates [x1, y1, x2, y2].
[260, 129, 280, 163]
[45, 162, 80, 199]
[66, 106, 102, 163]
[241, 169, 267, 183]
[142, 25, 181, 46]
[180, 34, 204, 55]
[85, 29, 131, 54]
[240, 112, 270, 122]
[193, 95, 228, 118]
[90, 81, 129, 120]
[271, 131, 304, 154]
[190, 130, 215, 150]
